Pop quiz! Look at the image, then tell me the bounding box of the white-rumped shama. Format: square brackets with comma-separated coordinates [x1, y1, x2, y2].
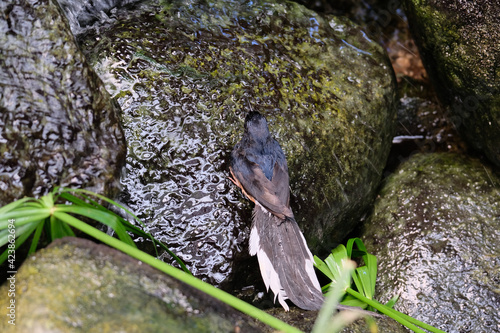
[230, 111, 324, 311]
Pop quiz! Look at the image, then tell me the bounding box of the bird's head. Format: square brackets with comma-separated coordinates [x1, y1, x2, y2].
[244, 111, 270, 141]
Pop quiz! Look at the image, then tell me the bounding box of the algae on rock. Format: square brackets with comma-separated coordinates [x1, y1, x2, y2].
[0, 237, 261, 333]
[403, 0, 500, 166]
[80, 0, 396, 285]
[362, 152, 500, 333]
[0, 0, 126, 205]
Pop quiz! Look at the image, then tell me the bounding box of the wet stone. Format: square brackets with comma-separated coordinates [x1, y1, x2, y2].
[0, 237, 261, 333]
[0, 0, 126, 205]
[362, 152, 500, 333]
[79, 0, 397, 286]
[403, 0, 500, 166]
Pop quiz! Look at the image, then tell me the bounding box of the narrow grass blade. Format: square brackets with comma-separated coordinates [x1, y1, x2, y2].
[39, 193, 54, 208]
[382, 305, 447, 333]
[58, 189, 190, 274]
[324, 245, 349, 283]
[10, 221, 41, 251]
[0, 209, 51, 228]
[346, 238, 368, 258]
[0, 229, 10, 247]
[59, 192, 95, 209]
[351, 268, 366, 296]
[340, 294, 367, 309]
[58, 188, 143, 225]
[321, 282, 332, 294]
[54, 205, 136, 247]
[362, 254, 377, 298]
[0, 221, 40, 264]
[50, 215, 75, 239]
[314, 255, 335, 281]
[29, 222, 45, 254]
[312, 260, 362, 333]
[385, 295, 399, 309]
[346, 288, 426, 333]
[0, 197, 33, 215]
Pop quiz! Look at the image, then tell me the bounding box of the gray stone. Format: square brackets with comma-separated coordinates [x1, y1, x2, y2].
[403, 0, 500, 166]
[0, 237, 261, 333]
[0, 0, 126, 205]
[362, 152, 500, 333]
[79, 0, 397, 285]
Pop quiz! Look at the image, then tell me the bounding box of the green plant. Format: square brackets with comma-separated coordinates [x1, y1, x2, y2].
[314, 238, 447, 333]
[311, 259, 365, 333]
[0, 188, 378, 333]
[0, 187, 189, 272]
[0, 188, 304, 332]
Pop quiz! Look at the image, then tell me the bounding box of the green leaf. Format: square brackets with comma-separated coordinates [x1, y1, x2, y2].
[362, 253, 377, 298]
[59, 192, 95, 209]
[58, 189, 191, 274]
[346, 237, 368, 259]
[351, 267, 365, 296]
[29, 222, 45, 255]
[312, 260, 359, 333]
[0, 197, 32, 215]
[324, 245, 349, 284]
[385, 295, 399, 309]
[340, 294, 368, 309]
[50, 215, 75, 240]
[39, 193, 55, 208]
[321, 282, 332, 294]
[0, 209, 51, 229]
[0, 221, 41, 264]
[314, 255, 335, 281]
[53, 207, 136, 248]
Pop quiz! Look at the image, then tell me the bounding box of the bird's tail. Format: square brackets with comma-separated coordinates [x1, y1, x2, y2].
[249, 205, 324, 311]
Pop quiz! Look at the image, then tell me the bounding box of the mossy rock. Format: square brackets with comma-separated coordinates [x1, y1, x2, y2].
[0, 0, 126, 205]
[79, 0, 396, 285]
[362, 152, 500, 332]
[403, 0, 500, 166]
[0, 237, 261, 333]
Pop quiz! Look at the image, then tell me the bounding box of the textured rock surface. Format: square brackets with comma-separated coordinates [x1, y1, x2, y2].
[403, 0, 500, 166]
[0, 237, 261, 333]
[79, 0, 397, 286]
[362, 152, 500, 333]
[57, 0, 142, 35]
[0, 0, 126, 205]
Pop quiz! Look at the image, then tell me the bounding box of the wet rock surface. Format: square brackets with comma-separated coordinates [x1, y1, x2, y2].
[403, 0, 500, 167]
[0, 237, 261, 333]
[79, 0, 397, 286]
[57, 0, 143, 35]
[361, 152, 500, 333]
[0, 0, 126, 205]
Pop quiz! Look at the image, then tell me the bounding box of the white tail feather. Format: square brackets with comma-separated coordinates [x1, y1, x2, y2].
[298, 230, 322, 291]
[249, 225, 289, 311]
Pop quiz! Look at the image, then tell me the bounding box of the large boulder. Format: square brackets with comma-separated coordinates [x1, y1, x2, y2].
[403, 0, 500, 166]
[0, 237, 261, 332]
[78, 0, 397, 286]
[361, 152, 500, 332]
[0, 0, 126, 205]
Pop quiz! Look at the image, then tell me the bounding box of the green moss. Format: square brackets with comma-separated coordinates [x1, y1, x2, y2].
[80, 0, 396, 281]
[362, 152, 500, 332]
[405, 0, 500, 166]
[0, 239, 259, 332]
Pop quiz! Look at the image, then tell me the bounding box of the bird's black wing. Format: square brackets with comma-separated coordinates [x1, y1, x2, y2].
[231, 143, 293, 220]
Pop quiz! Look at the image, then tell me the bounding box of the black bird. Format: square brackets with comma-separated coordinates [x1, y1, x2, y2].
[230, 111, 324, 311]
